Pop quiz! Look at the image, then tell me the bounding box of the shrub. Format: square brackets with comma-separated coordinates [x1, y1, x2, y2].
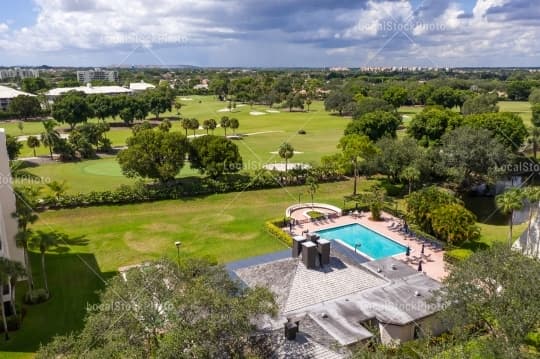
[307, 211, 324, 219]
[297, 129, 306, 135]
[444, 248, 473, 264]
[24, 288, 50, 305]
[265, 220, 292, 247]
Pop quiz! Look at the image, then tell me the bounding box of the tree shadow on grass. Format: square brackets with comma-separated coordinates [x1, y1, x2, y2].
[0, 252, 116, 355]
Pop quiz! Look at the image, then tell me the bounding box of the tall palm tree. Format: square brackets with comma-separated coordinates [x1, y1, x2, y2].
[29, 231, 59, 295]
[220, 116, 230, 137]
[181, 118, 191, 137]
[306, 176, 318, 209]
[229, 118, 239, 135]
[6, 261, 25, 317]
[207, 118, 217, 135]
[189, 118, 199, 137]
[278, 142, 295, 174]
[202, 119, 210, 135]
[9, 161, 40, 182]
[26, 136, 41, 158]
[496, 188, 524, 247]
[0, 258, 24, 340]
[12, 186, 40, 291]
[41, 119, 60, 160]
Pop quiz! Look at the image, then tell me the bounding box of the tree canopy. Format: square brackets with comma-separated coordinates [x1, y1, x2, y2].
[407, 107, 463, 146]
[8, 95, 42, 120]
[118, 130, 189, 182]
[189, 135, 243, 178]
[345, 110, 402, 141]
[51, 91, 93, 129]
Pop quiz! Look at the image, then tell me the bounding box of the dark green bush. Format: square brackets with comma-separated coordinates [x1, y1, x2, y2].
[265, 220, 292, 247]
[444, 248, 473, 264]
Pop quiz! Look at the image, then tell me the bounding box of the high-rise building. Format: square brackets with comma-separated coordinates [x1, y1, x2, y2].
[77, 68, 119, 83]
[0, 68, 40, 80]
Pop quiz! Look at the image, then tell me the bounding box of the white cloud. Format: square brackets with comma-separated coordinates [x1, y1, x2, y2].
[0, 23, 8, 33]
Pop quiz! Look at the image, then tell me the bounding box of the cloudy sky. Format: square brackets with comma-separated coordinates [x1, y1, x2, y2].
[0, 0, 538, 67]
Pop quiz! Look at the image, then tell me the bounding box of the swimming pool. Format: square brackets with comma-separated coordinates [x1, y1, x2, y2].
[316, 223, 407, 260]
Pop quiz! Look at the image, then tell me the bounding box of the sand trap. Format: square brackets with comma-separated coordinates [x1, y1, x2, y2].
[218, 108, 231, 112]
[179, 97, 193, 101]
[244, 131, 284, 136]
[250, 111, 267, 116]
[266, 109, 280, 113]
[269, 151, 304, 155]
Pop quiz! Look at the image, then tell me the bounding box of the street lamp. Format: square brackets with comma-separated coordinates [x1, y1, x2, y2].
[175, 241, 182, 263]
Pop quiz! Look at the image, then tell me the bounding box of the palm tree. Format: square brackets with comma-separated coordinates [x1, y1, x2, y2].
[0, 258, 24, 340]
[338, 134, 377, 195]
[9, 161, 40, 182]
[41, 119, 60, 160]
[26, 136, 40, 157]
[229, 118, 239, 135]
[6, 261, 25, 317]
[12, 186, 40, 291]
[496, 188, 524, 247]
[174, 101, 182, 115]
[181, 118, 191, 137]
[29, 231, 59, 294]
[306, 98, 312, 112]
[189, 118, 199, 137]
[400, 166, 421, 195]
[306, 176, 318, 209]
[46, 180, 68, 201]
[207, 118, 217, 135]
[278, 142, 295, 174]
[523, 187, 540, 254]
[202, 119, 210, 135]
[220, 116, 230, 137]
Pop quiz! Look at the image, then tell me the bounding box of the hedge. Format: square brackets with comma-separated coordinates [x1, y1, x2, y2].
[444, 248, 473, 264]
[39, 171, 345, 210]
[264, 219, 293, 247]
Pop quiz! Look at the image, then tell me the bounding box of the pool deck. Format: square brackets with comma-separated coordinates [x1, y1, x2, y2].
[287, 212, 447, 282]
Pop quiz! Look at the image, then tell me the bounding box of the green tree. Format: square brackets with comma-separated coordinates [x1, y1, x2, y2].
[7, 95, 41, 120]
[26, 135, 41, 157]
[278, 142, 295, 174]
[345, 110, 401, 141]
[496, 188, 524, 247]
[324, 91, 353, 116]
[305, 98, 312, 111]
[229, 117, 239, 135]
[461, 93, 499, 115]
[400, 166, 421, 195]
[87, 94, 113, 122]
[220, 116, 230, 137]
[431, 203, 480, 244]
[352, 97, 395, 119]
[428, 86, 464, 109]
[51, 91, 92, 130]
[5, 134, 22, 161]
[144, 88, 173, 119]
[46, 180, 68, 200]
[37, 258, 276, 358]
[306, 175, 318, 209]
[463, 112, 528, 150]
[406, 186, 459, 233]
[436, 245, 540, 357]
[438, 126, 510, 190]
[118, 130, 189, 182]
[338, 134, 377, 195]
[181, 117, 191, 137]
[531, 103, 540, 128]
[40, 119, 60, 160]
[21, 77, 48, 93]
[382, 85, 408, 108]
[29, 230, 59, 294]
[407, 107, 463, 146]
[529, 87, 540, 104]
[158, 119, 171, 132]
[188, 135, 243, 178]
[12, 186, 40, 291]
[0, 258, 25, 340]
[189, 118, 200, 137]
[507, 80, 532, 101]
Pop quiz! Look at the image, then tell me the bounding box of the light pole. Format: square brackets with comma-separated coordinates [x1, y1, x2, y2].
[175, 241, 182, 263]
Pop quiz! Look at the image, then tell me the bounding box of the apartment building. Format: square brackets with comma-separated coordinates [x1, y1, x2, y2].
[77, 68, 119, 83]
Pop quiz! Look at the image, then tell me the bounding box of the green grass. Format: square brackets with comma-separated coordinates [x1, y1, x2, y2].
[0, 179, 373, 358]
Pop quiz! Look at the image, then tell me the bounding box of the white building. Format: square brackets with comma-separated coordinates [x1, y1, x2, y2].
[0, 85, 36, 111]
[77, 68, 119, 83]
[45, 83, 132, 103]
[129, 81, 156, 93]
[0, 129, 25, 305]
[0, 68, 40, 81]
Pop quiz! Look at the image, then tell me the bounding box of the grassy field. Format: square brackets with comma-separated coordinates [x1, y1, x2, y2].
[0, 179, 368, 357]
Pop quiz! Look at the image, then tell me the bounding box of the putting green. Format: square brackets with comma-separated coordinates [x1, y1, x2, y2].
[82, 159, 125, 177]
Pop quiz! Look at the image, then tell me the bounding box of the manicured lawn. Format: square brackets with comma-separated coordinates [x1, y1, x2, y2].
[0, 179, 372, 357]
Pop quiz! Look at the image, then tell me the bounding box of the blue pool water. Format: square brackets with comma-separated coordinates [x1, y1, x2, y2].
[316, 223, 407, 260]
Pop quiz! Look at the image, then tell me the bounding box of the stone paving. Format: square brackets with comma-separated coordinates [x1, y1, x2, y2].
[288, 212, 448, 281]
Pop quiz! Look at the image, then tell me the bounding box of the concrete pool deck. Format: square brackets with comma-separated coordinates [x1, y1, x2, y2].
[286, 212, 447, 281]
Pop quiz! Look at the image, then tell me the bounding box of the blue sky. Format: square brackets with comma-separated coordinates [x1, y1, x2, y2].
[0, 0, 539, 67]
